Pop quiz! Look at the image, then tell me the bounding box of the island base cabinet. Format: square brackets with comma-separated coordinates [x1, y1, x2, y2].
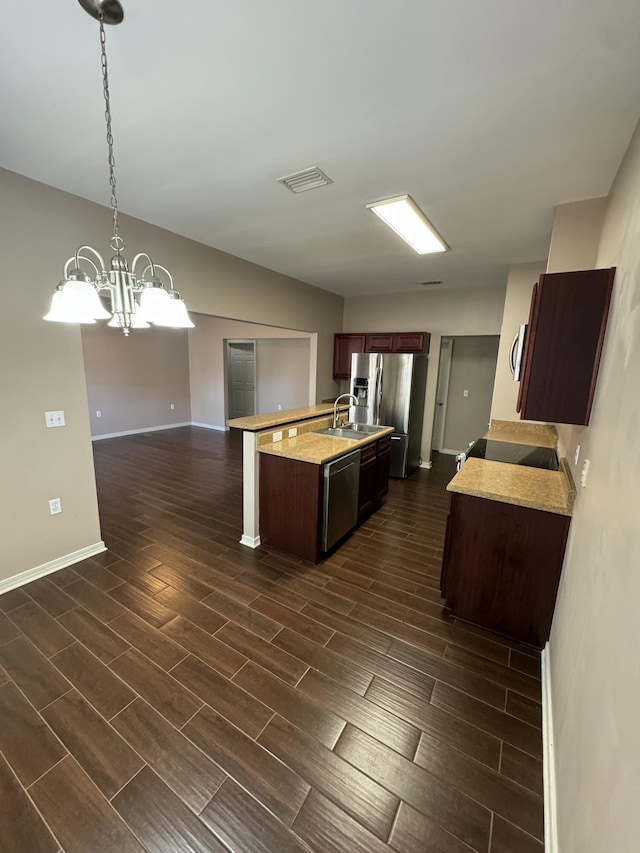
[260, 455, 322, 564]
[441, 493, 571, 648]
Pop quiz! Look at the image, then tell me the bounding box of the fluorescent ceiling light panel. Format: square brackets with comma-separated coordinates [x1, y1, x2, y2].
[366, 195, 448, 254]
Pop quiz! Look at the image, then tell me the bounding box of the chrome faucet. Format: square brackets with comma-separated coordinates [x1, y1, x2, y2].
[333, 393, 358, 428]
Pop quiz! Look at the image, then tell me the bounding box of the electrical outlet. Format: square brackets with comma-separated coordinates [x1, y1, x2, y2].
[277, 404, 282, 410]
[580, 458, 590, 488]
[273, 430, 283, 442]
[288, 427, 297, 437]
[45, 410, 65, 428]
[463, 390, 469, 397]
[96, 410, 102, 418]
[574, 444, 580, 465]
[170, 403, 175, 410]
[49, 498, 62, 515]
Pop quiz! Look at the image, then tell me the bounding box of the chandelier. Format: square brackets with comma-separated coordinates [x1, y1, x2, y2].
[44, 0, 194, 335]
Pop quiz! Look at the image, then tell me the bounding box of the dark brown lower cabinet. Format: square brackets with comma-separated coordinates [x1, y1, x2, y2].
[375, 436, 391, 503]
[260, 437, 391, 564]
[441, 493, 571, 648]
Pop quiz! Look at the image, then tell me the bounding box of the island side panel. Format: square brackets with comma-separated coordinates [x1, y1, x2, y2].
[259, 455, 323, 563]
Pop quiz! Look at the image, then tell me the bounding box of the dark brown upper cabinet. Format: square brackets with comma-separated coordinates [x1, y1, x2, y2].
[516, 268, 615, 425]
[333, 332, 428, 378]
[333, 334, 367, 380]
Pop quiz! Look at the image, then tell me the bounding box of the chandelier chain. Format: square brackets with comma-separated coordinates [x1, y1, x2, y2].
[99, 13, 123, 253]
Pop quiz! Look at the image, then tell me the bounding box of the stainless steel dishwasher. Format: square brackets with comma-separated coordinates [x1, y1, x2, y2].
[322, 449, 361, 552]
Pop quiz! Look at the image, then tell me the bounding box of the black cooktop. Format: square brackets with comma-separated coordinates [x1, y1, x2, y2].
[466, 439, 559, 471]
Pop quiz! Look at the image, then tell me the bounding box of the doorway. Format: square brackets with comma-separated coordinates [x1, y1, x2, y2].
[432, 337, 453, 452]
[226, 341, 256, 419]
[432, 335, 500, 454]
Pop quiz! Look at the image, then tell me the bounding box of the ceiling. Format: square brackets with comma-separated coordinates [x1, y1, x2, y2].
[2, 1, 640, 298]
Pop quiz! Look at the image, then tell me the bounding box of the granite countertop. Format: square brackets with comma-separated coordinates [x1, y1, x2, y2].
[227, 404, 348, 432]
[447, 420, 575, 515]
[447, 457, 575, 516]
[484, 419, 558, 448]
[258, 425, 394, 465]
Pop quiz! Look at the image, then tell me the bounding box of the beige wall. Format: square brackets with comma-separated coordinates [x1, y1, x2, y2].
[442, 336, 500, 452]
[0, 168, 342, 587]
[548, 128, 640, 851]
[82, 324, 191, 437]
[0, 170, 103, 584]
[546, 197, 608, 274]
[256, 339, 311, 414]
[343, 286, 506, 464]
[188, 314, 316, 428]
[489, 261, 547, 422]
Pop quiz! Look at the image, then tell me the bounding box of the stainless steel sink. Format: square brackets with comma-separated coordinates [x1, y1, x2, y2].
[315, 423, 388, 439]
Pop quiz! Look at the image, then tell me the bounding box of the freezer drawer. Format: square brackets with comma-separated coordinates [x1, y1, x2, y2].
[322, 450, 361, 552]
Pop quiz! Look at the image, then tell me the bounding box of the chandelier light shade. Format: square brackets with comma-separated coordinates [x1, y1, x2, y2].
[44, 0, 194, 335]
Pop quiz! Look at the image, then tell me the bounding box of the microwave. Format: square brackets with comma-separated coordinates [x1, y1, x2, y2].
[509, 324, 527, 381]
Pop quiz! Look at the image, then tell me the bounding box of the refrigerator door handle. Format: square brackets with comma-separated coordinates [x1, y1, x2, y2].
[375, 359, 383, 425]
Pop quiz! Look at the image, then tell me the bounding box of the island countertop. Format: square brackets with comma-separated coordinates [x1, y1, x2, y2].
[227, 404, 348, 432]
[257, 425, 394, 465]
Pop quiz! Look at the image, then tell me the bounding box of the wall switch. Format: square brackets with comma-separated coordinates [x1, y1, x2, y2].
[273, 430, 283, 442]
[170, 403, 175, 410]
[288, 427, 297, 437]
[463, 390, 469, 397]
[574, 444, 581, 465]
[49, 498, 62, 515]
[277, 404, 282, 410]
[45, 410, 65, 428]
[96, 410, 102, 418]
[580, 458, 590, 488]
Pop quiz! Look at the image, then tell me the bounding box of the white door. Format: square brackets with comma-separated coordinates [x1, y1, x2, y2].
[432, 337, 453, 451]
[227, 342, 255, 419]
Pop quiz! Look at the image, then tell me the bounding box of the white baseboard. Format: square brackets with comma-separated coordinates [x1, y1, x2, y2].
[240, 534, 261, 549]
[419, 460, 433, 469]
[191, 422, 229, 432]
[541, 643, 558, 853]
[0, 541, 106, 595]
[92, 422, 191, 441]
[439, 448, 462, 456]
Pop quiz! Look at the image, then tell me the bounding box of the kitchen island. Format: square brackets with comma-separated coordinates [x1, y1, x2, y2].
[227, 404, 391, 553]
[441, 420, 576, 647]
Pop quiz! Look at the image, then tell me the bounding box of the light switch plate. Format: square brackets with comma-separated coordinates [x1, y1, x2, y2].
[45, 410, 65, 428]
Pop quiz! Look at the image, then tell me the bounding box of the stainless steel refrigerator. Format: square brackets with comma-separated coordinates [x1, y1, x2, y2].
[349, 352, 429, 478]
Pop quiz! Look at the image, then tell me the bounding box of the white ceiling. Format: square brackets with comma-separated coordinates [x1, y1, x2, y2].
[2, 1, 640, 297]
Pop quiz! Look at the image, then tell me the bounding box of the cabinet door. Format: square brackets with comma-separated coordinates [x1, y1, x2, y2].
[442, 493, 570, 647]
[358, 444, 377, 521]
[518, 268, 615, 425]
[375, 436, 391, 502]
[392, 332, 426, 353]
[333, 334, 367, 379]
[365, 333, 394, 352]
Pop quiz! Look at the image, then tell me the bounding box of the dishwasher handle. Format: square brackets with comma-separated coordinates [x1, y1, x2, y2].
[328, 460, 357, 477]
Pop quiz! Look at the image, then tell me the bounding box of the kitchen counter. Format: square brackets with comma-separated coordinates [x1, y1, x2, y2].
[484, 419, 557, 448]
[258, 425, 394, 466]
[227, 404, 348, 432]
[447, 456, 575, 516]
[447, 421, 575, 516]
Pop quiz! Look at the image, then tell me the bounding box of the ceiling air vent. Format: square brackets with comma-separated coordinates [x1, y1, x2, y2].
[418, 280, 443, 286]
[277, 166, 333, 194]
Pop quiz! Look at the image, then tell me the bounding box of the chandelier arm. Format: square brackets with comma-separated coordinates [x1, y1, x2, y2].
[131, 253, 156, 282]
[151, 264, 175, 291]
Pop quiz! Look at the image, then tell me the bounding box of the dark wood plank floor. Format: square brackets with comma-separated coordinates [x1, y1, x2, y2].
[0, 427, 544, 852]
